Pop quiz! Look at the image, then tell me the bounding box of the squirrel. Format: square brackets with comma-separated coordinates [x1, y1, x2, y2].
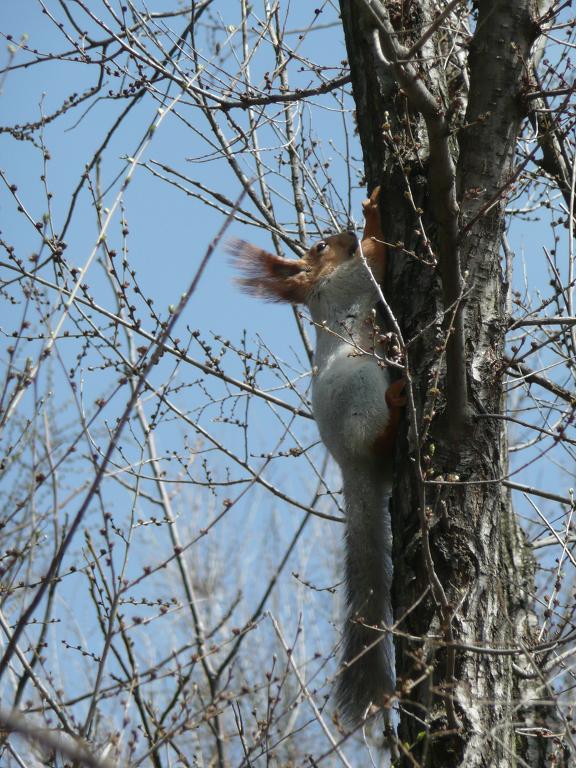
[230, 187, 405, 724]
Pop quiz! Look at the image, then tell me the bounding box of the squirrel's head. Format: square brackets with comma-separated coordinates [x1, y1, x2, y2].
[229, 231, 359, 304]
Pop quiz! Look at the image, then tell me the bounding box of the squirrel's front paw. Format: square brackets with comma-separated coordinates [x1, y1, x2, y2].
[362, 185, 381, 218]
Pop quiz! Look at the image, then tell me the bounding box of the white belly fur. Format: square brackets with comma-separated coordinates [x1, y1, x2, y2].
[312, 345, 391, 466]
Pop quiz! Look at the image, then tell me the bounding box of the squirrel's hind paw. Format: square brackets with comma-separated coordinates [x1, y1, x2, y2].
[385, 378, 406, 409]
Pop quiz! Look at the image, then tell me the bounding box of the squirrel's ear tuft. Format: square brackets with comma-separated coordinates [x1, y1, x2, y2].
[227, 240, 310, 304]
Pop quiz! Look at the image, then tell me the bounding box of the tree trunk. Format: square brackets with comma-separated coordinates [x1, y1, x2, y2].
[339, 1, 569, 764]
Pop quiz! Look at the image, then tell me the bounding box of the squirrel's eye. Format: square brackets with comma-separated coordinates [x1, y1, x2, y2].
[316, 241, 327, 254]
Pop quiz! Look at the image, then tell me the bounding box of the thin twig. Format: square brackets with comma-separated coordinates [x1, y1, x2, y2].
[0, 709, 117, 768]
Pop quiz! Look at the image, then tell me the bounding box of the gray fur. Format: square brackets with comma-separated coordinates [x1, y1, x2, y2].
[308, 258, 395, 723]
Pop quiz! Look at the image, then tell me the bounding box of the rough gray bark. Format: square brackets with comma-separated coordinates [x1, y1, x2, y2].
[339, 1, 570, 765]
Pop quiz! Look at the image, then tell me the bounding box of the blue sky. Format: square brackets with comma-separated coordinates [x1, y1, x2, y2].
[1, 0, 567, 619]
[1, 0, 568, 606]
[0, 3, 573, 761]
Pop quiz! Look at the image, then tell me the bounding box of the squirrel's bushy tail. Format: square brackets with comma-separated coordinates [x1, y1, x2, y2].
[337, 463, 394, 724]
